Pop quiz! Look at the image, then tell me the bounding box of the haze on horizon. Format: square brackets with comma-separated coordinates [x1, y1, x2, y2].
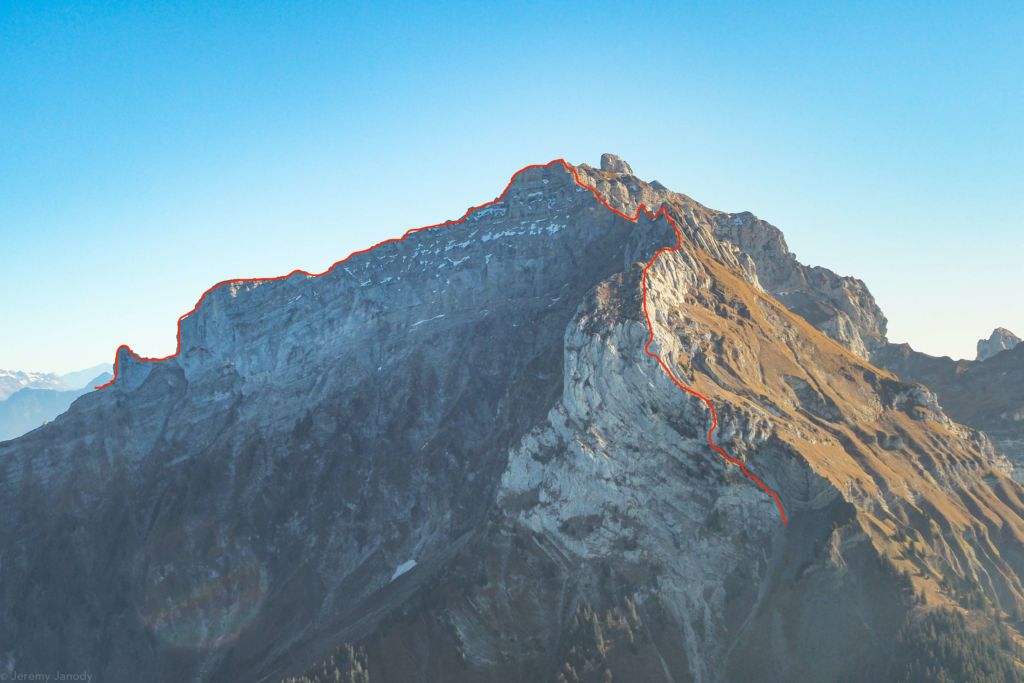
[2, 1, 1021, 374]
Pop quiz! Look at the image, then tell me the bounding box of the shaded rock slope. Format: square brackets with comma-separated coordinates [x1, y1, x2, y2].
[2, 157, 1023, 683]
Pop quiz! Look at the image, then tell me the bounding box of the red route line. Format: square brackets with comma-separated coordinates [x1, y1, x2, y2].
[96, 159, 787, 525]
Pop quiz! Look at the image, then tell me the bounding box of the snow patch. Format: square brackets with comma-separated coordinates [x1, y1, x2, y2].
[445, 256, 470, 268]
[411, 314, 446, 328]
[390, 559, 417, 582]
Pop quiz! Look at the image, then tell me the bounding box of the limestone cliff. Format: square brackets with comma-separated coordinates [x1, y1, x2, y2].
[978, 327, 1022, 361]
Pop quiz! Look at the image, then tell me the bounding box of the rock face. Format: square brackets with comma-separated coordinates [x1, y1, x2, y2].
[978, 327, 1021, 361]
[2, 157, 1023, 683]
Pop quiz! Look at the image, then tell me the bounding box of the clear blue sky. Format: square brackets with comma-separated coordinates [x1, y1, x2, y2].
[1, 1, 1021, 373]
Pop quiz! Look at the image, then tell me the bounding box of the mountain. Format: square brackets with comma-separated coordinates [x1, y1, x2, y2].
[574, 155, 889, 361]
[2, 156, 1023, 683]
[0, 372, 113, 442]
[0, 369, 66, 401]
[978, 328, 1022, 362]
[60, 363, 113, 390]
[874, 341, 1024, 482]
[583, 154, 1024, 535]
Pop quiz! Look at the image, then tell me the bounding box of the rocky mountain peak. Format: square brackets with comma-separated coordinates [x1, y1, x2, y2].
[977, 326, 1021, 361]
[3, 156, 1024, 683]
[575, 155, 889, 360]
[599, 152, 633, 175]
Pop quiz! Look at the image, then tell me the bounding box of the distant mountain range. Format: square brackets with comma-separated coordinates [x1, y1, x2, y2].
[0, 364, 111, 441]
[0, 369, 66, 401]
[1, 156, 1022, 682]
[60, 363, 115, 390]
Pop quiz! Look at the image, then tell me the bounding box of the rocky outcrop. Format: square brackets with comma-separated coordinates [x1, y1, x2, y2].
[1, 157, 1022, 683]
[978, 327, 1021, 361]
[599, 152, 633, 175]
